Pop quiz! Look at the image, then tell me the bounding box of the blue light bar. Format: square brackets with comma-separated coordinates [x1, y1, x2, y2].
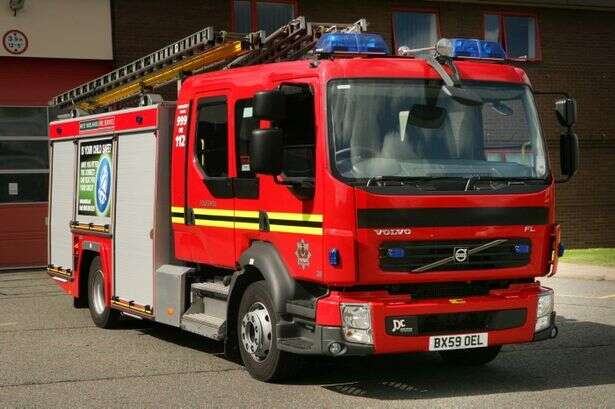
[514, 244, 530, 254]
[314, 33, 389, 55]
[449, 38, 506, 60]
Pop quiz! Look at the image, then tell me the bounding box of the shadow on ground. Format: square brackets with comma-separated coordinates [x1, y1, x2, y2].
[137, 314, 615, 400]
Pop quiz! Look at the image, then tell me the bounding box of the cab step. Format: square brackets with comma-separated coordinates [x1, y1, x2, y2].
[191, 281, 229, 300]
[181, 313, 225, 340]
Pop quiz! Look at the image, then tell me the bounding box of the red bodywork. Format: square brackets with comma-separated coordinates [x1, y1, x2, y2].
[50, 56, 558, 353]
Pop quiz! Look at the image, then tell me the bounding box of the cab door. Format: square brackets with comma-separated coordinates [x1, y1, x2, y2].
[185, 94, 235, 267]
[234, 81, 324, 282]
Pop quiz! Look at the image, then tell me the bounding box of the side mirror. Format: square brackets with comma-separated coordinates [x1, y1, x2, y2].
[442, 85, 483, 106]
[250, 128, 283, 175]
[555, 98, 577, 128]
[253, 90, 286, 122]
[560, 131, 579, 179]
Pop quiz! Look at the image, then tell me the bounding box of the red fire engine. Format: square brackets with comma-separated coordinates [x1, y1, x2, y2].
[46, 17, 578, 381]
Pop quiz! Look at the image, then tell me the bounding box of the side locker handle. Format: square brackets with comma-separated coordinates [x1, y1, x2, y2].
[187, 207, 196, 225]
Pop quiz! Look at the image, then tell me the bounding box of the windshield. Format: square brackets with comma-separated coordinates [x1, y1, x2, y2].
[327, 79, 548, 183]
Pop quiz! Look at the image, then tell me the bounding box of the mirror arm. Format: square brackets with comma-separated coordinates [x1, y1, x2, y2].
[556, 127, 577, 184]
[423, 55, 456, 87]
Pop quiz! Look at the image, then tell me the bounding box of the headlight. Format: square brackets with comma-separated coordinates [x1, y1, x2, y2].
[535, 288, 554, 332]
[342, 304, 371, 329]
[341, 303, 373, 345]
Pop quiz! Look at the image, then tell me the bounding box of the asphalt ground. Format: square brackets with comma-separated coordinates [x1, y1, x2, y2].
[0, 270, 614, 408]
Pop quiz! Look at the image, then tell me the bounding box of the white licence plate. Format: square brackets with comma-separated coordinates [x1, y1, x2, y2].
[428, 333, 488, 351]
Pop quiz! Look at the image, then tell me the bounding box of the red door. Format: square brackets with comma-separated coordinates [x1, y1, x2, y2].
[185, 93, 236, 267]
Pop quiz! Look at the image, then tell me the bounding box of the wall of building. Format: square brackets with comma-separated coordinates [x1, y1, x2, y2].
[111, 0, 615, 248]
[0, 0, 112, 59]
[0, 1, 113, 268]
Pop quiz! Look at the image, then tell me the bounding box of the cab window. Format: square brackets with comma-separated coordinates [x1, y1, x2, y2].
[195, 97, 228, 177]
[279, 84, 315, 178]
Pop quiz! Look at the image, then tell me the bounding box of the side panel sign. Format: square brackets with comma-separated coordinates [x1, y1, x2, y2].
[78, 139, 113, 217]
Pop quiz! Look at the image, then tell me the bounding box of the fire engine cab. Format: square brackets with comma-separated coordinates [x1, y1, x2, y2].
[47, 18, 579, 381]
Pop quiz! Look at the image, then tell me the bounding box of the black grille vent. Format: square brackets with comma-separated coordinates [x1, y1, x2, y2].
[385, 309, 528, 336]
[380, 239, 531, 272]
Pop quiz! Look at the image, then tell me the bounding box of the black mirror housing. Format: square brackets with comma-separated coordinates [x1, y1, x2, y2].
[253, 90, 286, 122]
[560, 131, 579, 179]
[250, 128, 283, 175]
[555, 98, 577, 128]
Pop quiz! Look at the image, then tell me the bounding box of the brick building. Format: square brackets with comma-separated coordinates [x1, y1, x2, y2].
[110, 0, 615, 249]
[0, 0, 613, 267]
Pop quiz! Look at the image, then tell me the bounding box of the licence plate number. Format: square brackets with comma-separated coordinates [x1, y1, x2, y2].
[428, 333, 488, 351]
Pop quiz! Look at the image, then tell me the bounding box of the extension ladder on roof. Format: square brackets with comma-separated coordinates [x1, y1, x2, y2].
[49, 16, 367, 113]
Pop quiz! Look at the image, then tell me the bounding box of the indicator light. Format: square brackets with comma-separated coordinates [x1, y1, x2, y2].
[514, 244, 530, 254]
[387, 247, 405, 258]
[328, 248, 340, 266]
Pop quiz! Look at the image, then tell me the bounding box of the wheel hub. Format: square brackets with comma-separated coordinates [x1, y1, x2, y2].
[240, 302, 272, 362]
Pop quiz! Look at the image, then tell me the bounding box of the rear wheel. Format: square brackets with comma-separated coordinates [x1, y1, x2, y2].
[87, 256, 119, 328]
[439, 345, 502, 366]
[237, 281, 297, 382]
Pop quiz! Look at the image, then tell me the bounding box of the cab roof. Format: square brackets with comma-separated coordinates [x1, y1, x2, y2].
[180, 56, 531, 98]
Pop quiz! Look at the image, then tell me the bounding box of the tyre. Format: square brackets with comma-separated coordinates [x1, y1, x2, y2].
[439, 345, 502, 366]
[237, 280, 297, 382]
[87, 256, 119, 328]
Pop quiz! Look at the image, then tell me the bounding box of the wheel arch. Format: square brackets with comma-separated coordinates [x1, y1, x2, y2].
[224, 241, 297, 357]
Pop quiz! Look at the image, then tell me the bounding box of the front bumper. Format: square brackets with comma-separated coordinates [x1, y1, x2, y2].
[279, 283, 557, 356]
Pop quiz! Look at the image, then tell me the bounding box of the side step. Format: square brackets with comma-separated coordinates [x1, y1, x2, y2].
[191, 281, 229, 299]
[181, 313, 225, 340]
[180, 280, 230, 341]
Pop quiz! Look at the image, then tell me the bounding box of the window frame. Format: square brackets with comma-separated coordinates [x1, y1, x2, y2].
[482, 11, 542, 62]
[391, 7, 441, 53]
[230, 0, 298, 33]
[0, 105, 50, 204]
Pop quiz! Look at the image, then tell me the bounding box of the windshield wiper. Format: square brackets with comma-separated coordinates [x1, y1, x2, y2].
[465, 176, 547, 191]
[366, 175, 413, 187]
[366, 176, 466, 188]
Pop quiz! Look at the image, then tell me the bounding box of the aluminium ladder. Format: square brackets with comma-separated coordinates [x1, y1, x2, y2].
[49, 16, 367, 113]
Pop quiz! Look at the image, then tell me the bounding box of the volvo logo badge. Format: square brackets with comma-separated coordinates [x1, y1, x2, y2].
[454, 247, 469, 263]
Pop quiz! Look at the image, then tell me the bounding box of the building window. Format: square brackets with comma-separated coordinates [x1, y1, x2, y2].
[233, 1, 296, 34]
[0, 107, 50, 203]
[195, 98, 228, 178]
[484, 13, 540, 60]
[392, 10, 439, 52]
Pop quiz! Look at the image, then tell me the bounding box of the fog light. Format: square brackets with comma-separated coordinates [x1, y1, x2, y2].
[328, 342, 344, 355]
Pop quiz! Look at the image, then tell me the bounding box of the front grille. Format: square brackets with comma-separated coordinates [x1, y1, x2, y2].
[380, 238, 531, 272]
[385, 308, 527, 336]
[386, 280, 507, 299]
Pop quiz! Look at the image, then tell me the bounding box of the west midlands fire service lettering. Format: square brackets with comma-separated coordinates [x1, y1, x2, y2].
[78, 140, 113, 217]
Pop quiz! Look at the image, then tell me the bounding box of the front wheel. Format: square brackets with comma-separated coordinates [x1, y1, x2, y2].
[87, 256, 119, 328]
[237, 281, 298, 382]
[439, 345, 502, 366]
